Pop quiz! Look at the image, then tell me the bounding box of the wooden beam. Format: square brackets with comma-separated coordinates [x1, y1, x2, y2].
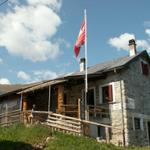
[20, 93, 23, 111]
[57, 85, 64, 113]
[48, 85, 51, 112]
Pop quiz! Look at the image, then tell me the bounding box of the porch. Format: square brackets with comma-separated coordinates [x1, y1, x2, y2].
[19, 81, 111, 123]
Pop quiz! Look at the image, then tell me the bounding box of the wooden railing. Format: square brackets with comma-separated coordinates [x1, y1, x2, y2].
[61, 98, 81, 118]
[46, 112, 82, 135]
[61, 104, 78, 117]
[61, 103, 110, 120]
[22, 110, 113, 142]
[0, 109, 22, 126]
[88, 105, 110, 118]
[0, 109, 119, 143]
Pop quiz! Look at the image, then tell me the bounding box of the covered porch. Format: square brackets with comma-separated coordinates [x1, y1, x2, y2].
[18, 79, 110, 123]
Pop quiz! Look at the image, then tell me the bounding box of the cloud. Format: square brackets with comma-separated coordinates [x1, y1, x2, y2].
[0, 58, 3, 64]
[33, 70, 57, 81]
[0, 78, 11, 84]
[0, 0, 62, 62]
[108, 32, 150, 52]
[108, 33, 135, 51]
[26, 0, 62, 11]
[57, 38, 71, 49]
[17, 69, 58, 83]
[145, 29, 150, 37]
[17, 71, 31, 80]
[137, 40, 150, 51]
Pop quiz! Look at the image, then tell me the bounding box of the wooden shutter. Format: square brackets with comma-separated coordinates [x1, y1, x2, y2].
[141, 61, 149, 75]
[108, 85, 113, 102]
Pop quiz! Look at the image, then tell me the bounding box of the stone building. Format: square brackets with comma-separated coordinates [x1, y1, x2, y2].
[0, 39, 150, 146]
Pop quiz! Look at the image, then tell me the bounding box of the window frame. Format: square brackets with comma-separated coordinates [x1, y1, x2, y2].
[99, 82, 115, 104]
[132, 116, 144, 131]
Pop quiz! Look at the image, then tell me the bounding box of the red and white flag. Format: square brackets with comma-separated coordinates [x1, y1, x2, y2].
[74, 18, 86, 57]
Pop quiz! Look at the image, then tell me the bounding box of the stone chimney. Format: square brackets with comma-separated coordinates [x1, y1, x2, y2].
[80, 58, 85, 72]
[128, 39, 137, 56]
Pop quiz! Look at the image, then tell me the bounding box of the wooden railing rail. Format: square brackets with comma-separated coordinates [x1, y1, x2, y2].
[87, 105, 110, 119]
[0, 109, 22, 126]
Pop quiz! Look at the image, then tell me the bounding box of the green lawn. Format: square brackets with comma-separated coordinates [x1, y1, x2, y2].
[0, 123, 149, 150]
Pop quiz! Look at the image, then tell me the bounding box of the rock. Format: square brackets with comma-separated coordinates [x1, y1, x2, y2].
[46, 137, 51, 143]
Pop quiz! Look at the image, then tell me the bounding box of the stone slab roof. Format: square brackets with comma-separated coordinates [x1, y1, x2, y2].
[60, 50, 148, 78]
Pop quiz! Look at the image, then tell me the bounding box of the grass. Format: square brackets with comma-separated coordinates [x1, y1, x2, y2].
[0, 123, 50, 150]
[0, 123, 149, 150]
[44, 132, 150, 150]
[44, 132, 120, 150]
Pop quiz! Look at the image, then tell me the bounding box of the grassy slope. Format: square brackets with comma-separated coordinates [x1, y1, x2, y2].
[44, 132, 149, 150]
[0, 123, 50, 150]
[0, 123, 149, 150]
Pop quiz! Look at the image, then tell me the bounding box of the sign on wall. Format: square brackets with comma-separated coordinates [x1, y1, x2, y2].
[126, 97, 135, 109]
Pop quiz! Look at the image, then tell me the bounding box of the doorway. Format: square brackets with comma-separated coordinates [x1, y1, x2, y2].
[50, 88, 58, 113]
[147, 121, 150, 145]
[87, 88, 95, 106]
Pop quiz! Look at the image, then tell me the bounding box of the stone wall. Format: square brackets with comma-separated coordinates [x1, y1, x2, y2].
[66, 73, 126, 144]
[64, 53, 150, 146]
[122, 55, 150, 146]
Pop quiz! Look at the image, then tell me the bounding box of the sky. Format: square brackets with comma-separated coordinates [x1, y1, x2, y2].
[0, 0, 150, 84]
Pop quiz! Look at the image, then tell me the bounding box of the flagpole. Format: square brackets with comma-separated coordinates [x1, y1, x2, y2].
[84, 9, 88, 120]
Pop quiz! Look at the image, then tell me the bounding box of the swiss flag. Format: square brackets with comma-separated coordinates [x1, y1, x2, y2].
[74, 18, 86, 57]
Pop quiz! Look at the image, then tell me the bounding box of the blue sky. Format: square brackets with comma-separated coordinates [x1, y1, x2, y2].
[0, 0, 150, 84]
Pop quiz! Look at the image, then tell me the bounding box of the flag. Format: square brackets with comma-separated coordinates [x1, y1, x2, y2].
[74, 18, 86, 57]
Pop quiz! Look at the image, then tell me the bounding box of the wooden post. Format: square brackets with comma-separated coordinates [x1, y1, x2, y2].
[23, 99, 27, 111]
[48, 85, 51, 112]
[20, 94, 23, 111]
[78, 98, 81, 119]
[19, 94, 23, 122]
[5, 104, 8, 125]
[22, 97, 28, 123]
[87, 105, 89, 120]
[105, 127, 110, 143]
[57, 85, 64, 114]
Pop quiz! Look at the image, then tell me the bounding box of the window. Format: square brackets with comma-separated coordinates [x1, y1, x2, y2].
[141, 61, 149, 76]
[102, 85, 113, 103]
[97, 126, 112, 140]
[134, 117, 141, 130]
[97, 126, 106, 139]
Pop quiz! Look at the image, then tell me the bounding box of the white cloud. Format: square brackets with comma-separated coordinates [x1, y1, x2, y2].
[108, 32, 150, 52]
[27, 0, 62, 11]
[137, 40, 150, 51]
[16, 69, 58, 83]
[17, 71, 31, 80]
[145, 29, 150, 37]
[0, 0, 62, 62]
[57, 38, 71, 49]
[108, 33, 135, 51]
[0, 78, 11, 84]
[0, 58, 3, 64]
[33, 70, 57, 81]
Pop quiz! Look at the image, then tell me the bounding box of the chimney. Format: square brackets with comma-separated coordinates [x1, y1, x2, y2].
[80, 58, 85, 72]
[128, 39, 137, 56]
